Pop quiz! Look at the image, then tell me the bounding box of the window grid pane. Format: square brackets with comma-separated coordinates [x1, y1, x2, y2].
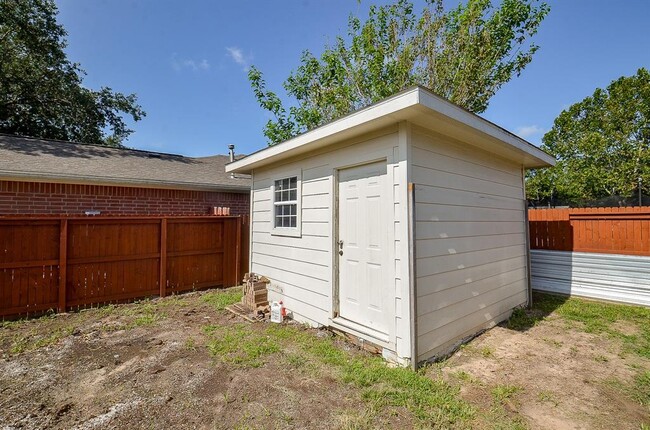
[275, 177, 297, 202]
[273, 204, 297, 227]
[274, 176, 298, 229]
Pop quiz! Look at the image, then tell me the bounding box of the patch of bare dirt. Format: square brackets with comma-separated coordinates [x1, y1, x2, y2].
[0, 292, 393, 430]
[441, 315, 650, 430]
[2, 291, 648, 429]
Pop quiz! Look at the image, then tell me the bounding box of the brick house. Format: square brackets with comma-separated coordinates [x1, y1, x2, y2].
[0, 134, 250, 216]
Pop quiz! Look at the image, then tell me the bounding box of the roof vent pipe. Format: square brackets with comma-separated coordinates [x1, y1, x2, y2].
[228, 144, 235, 178]
[228, 144, 235, 162]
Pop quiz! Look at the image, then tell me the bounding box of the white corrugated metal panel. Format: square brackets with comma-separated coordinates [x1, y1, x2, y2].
[531, 250, 650, 306]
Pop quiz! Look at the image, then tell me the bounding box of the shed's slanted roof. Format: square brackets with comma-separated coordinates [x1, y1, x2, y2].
[227, 86, 556, 174]
[0, 134, 250, 192]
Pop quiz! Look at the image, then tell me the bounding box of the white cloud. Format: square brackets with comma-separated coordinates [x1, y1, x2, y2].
[226, 46, 250, 71]
[515, 125, 545, 139]
[171, 54, 210, 72]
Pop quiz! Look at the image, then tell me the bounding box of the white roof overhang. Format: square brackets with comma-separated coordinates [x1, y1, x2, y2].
[227, 87, 555, 174]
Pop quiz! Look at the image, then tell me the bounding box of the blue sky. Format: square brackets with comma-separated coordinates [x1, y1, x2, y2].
[56, 0, 650, 157]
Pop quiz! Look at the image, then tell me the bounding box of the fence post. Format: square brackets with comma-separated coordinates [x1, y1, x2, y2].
[58, 219, 68, 313]
[524, 206, 533, 308]
[160, 218, 167, 297]
[235, 217, 242, 284]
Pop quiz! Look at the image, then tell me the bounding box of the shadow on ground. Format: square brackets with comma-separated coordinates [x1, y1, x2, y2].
[503, 292, 569, 332]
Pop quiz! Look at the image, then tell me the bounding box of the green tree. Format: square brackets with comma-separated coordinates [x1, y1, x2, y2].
[249, 0, 549, 145]
[527, 68, 650, 205]
[0, 0, 145, 146]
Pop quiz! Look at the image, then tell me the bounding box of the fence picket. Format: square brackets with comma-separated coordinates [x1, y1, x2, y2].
[0, 215, 249, 318]
[528, 207, 650, 256]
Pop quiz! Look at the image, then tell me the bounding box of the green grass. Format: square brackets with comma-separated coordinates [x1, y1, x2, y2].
[541, 294, 650, 359]
[334, 407, 379, 430]
[155, 296, 190, 308]
[107, 300, 166, 329]
[491, 385, 522, 404]
[96, 304, 118, 317]
[13, 289, 650, 428]
[202, 287, 243, 310]
[284, 351, 309, 368]
[202, 320, 474, 427]
[509, 293, 650, 360]
[9, 335, 30, 354]
[604, 371, 650, 409]
[524, 293, 650, 416]
[632, 371, 650, 406]
[479, 346, 495, 358]
[506, 307, 541, 330]
[129, 313, 162, 328]
[537, 390, 559, 407]
[9, 326, 75, 354]
[0, 311, 58, 331]
[204, 323, 280, 367]
[453, 370, 480, 385]
[185, 336, 197, 351]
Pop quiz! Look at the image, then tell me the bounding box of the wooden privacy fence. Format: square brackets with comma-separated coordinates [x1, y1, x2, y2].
[529, 207, 650, 256]
[0, 215, 250, 318]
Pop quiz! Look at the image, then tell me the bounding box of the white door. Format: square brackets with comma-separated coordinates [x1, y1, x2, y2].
[337, 161, 390, 335]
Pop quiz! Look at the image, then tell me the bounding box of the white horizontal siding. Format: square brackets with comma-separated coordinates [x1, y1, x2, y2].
[301, 222, 330, 237]
[252, 252, 330, 282]
[416, 203, 524, 222]
[253, 219, 329, 236]
[268, 292, 329, 326]
[252, 262, 329, 302]
[411, 143, 522, 187]
[418, 281, 525, 336]
[253, 242, 328, 264]
[417, 256, 527, 295]
[417, 292, 524, 361]
[418, 268, 526, 316]
[251, 168, 333, 323]
[251, 231, 330, 250]
[531, 250, 650, 306]
[417, 233, 525, 259]
[412, 166, 522, 199]
[414, 186, 524, 210]
[302, 194, 329, 208]
[412, 127, 527, 362]
[416, 220, 524, 239]
[302, 207, 329, 222]
[417, 244, 525, 278]
[302, 177, 331, 194]
[250, 129, 408, 341]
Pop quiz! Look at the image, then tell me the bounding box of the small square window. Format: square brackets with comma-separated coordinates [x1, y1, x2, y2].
[273, 175, 299, 231]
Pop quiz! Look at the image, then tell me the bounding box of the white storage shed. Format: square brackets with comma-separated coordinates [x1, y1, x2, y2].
[227, 86, 555, 367]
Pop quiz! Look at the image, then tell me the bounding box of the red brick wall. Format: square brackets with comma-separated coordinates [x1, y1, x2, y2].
[0, 181, 250, 216]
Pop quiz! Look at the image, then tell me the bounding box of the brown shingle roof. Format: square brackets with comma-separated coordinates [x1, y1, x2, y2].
[0, 134, 250, 192]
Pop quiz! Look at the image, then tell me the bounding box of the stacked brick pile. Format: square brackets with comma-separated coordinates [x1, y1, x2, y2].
[241, 273, 269, 311]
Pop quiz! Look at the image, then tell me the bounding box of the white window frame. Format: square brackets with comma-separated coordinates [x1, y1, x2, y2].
[271, 171, 302, 237]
